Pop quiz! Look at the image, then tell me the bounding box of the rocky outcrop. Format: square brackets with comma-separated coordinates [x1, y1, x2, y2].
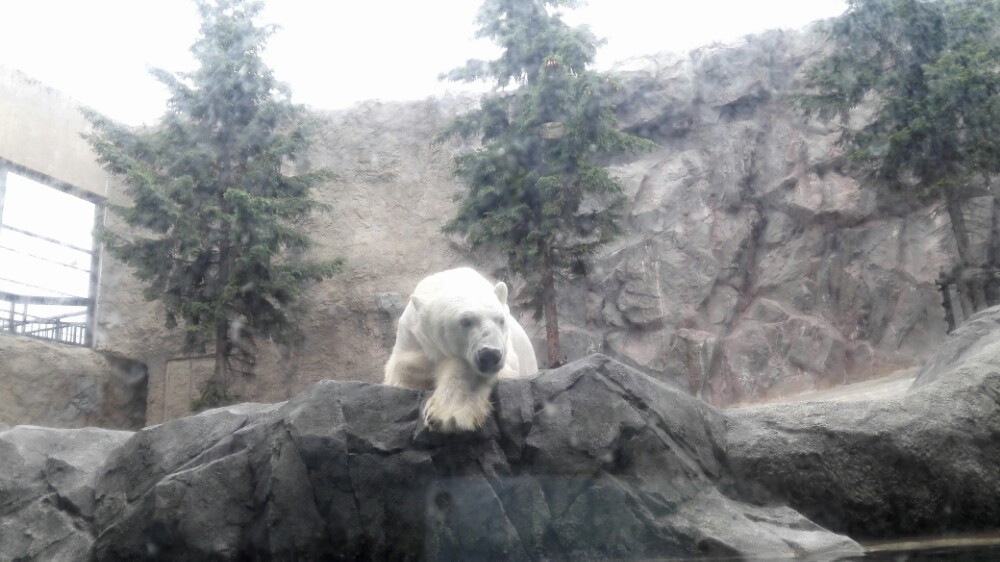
[0, 425, 132, 560]
[911, 306, 1000, 389]
[0, 335, 147, 429]
[726, 305, 1000, 539]
[7, 304, 1000, 559]
[5, 356, 861, 561]
[564, 30, 962, 404]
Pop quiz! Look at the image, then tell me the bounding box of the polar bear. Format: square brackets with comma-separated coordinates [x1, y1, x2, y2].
[384, 267, 538, 432]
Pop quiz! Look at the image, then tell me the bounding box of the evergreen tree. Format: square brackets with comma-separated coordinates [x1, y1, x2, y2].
[794, 0, 1000, 306]
[439, 0, 655, 367]
[84, 0, 342, 407]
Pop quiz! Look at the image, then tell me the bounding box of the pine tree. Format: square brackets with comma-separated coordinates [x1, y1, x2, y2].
[439, 0, 655, 368]
[84, 0, 342, 408]
[793, 0, 1000, 306]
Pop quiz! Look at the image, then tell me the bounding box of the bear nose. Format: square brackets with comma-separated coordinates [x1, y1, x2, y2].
[476, 347, 503, 372]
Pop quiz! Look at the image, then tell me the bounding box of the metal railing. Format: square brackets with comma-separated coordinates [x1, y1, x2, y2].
[0, 291, 92, 346]
[936, 267, 1000, 333]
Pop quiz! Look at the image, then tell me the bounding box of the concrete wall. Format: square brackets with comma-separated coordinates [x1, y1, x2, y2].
[0, 67, 150, 429]
[0, 67, 108, 198]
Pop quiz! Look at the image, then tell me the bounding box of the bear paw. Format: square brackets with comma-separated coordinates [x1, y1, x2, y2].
[422, 392, 492, 433]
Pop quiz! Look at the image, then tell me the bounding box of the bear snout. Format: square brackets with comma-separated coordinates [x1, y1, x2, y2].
[475, 347, 504, 373]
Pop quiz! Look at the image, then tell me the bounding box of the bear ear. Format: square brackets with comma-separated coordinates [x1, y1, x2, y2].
[410, 295, 424, 312]
[494, 281, 509, 306]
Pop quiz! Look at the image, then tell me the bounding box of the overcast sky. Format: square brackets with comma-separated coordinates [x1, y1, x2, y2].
[0, 0, 847, 126]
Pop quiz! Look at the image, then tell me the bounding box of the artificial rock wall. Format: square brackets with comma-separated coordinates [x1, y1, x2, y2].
[94, 97, 479, 424]
[101, 28, 968, 422]
[0, 68, 108, 198]
[563, 29, 959, 403]
[0, 335, 146, 429]
[0, 68, 152, 429]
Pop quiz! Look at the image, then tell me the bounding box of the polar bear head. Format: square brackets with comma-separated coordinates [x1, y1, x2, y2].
[411, 275, 511, 378]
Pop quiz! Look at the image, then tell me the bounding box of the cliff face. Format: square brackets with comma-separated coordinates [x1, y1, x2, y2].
[96, 28, 971, 421]
[552, 29, 964, 404]
[309, 28, 961, 406]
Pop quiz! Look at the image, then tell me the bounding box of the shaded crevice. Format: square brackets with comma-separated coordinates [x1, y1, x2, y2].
[281, 423, 335, 550]
[50, 490, 86, 521]
[491, 386, 533, 468]
[163, 413, 262, 482]
[547, 470, 603, 523]
[529, 366, 592, 419]
[477, 461, 538, 562]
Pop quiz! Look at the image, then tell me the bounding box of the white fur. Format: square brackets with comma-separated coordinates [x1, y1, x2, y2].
[384, 267, 538, 432]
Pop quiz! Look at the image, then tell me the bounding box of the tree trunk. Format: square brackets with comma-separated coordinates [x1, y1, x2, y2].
[208, 241, 232, 399]
[991, 179, 1000, 269]
[541, 256, 561, 368]
[209, 147, 233, 400]
[945, 192, 988, 311]
[988, 180, 1000, 306]
[210, 314, 230, 398]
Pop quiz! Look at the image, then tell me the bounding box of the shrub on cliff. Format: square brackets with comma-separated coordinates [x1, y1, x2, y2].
[794, 0, 1000, 307]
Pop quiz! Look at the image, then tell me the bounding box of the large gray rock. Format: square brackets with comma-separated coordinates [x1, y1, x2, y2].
[86, 356, 859, 560]
[9, 317, 1000, 560]
[911, 305, 1000, 388]
[726, 307, 1000, 539]
[0, 335, 147, 429]
[0, 425, 132, 561]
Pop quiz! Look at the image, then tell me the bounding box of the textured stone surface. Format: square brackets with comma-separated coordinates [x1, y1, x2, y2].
[0, 335, 147, 429]
[8, 308, 1000, 560]
[89, 356, 861, 560]
[0, 356, 863, 561]
[912, 306, 1000, 389]
[91, 27, 968, 419]
[726, 306, 1000, 539]
[558, 30, 959, 403]
[0, 425, 132, 561]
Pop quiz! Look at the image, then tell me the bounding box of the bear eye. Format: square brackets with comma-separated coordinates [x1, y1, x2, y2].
[497, 316, 505, 326]
[459, 316, 475, 329]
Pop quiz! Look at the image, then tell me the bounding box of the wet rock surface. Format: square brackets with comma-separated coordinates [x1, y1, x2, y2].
[911, 306, 1000, 389]
[3, 356, 864, 561]
[7, 302, 1000, 561]
[89, 356, 862, 560]
[727, 306, 1000, 540]
[0, 426, 132, 561]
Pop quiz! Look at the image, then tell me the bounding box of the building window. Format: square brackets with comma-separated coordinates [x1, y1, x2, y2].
[0, 164, 99, 346]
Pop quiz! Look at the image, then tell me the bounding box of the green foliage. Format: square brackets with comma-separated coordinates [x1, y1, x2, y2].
[793, 0, 1000, 199]
[440, 0, 655, 323]
[84, 0, 343, 381]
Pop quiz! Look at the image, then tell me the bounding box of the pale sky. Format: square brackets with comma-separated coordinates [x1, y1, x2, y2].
[0, 0, 846, 125]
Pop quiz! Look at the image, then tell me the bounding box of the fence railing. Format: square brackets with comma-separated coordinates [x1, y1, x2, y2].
[0, 291, 92, 346]
[936, 267, 1000, 333]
